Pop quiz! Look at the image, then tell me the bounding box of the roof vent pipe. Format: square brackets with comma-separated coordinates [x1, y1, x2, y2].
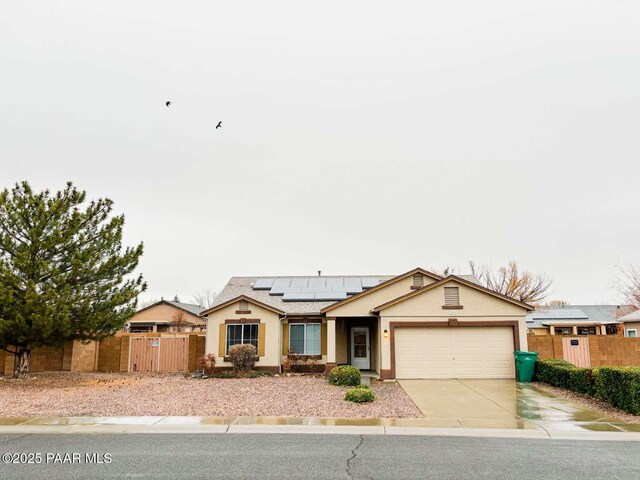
[318, 270, 321, 276]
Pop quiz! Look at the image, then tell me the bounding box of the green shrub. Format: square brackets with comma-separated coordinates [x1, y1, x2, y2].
[227, 344, 256, 371]
[212, 369, 274, 379]
[357, 383, 370, 390]
[596, 367, 640, 415]
[345, 387, 375, 403]
[328, 365, 361, 386]
[533, 358, 596, 395]
[534, 359, 640, 415]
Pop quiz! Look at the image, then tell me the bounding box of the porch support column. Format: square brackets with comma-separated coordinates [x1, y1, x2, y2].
[572, 326, 578, 335]
[324, 317, 337, 375]
[600, 325, 607, 336]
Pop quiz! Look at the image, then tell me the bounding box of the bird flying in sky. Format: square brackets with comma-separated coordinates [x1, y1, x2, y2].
[216, 121, 222, 129]
[165, 101, 171, 107]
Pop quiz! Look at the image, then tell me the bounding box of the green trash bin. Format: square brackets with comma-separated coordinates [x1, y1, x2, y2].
[513, 351, 539, 382]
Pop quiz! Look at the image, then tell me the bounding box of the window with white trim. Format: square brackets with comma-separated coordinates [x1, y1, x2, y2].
[444, 287, 460, 306]
[226, 324, 258, 354]
[628, 329, 637, 338]
[289, 323, 321, 355]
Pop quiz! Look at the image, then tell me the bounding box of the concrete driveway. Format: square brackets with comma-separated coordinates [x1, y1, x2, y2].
[398, 379, 640, 432]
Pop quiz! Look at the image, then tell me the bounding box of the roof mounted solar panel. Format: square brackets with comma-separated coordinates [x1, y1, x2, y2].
[290, 278, 310, 288]
[361, 278, 379, 289]
[331, 286, 363, 294]
[253, 278, 274, 290]
[326, 277, 344, 287]
[301, 286, 331, 293]
[282, 292, 316, 301]
[314, 292, 347, 301]
[344, 277, 362, 287]
[308, 277, 327, 288]
[272, 278, 292, 288]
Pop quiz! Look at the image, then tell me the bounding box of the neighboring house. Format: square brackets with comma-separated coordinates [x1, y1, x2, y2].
[526, 305, 633, 336]
[127, 298, 206, 333]
[201, 268, 533, 380]
[618, 309, 640, 337]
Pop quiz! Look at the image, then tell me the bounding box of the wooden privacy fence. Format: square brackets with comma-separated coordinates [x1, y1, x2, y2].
[129, 336, 189, 372]
[1, 334, 206, 375]
[528, 334, 640, 367]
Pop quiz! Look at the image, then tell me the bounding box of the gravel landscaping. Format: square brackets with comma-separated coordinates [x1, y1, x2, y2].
[0, 372, 422, 418]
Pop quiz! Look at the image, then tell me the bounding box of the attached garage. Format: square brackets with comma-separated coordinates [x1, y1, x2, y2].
[394, 326, 516, 379]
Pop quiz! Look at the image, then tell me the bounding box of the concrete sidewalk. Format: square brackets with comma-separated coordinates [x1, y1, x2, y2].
[2, 416, 640, 441]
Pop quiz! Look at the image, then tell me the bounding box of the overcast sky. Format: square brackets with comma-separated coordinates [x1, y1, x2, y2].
[1, 1, 639, 305]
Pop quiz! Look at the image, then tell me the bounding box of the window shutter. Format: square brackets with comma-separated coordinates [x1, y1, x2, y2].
[218, 324, 226, 357]
[321, 322, 327, 355]
[444, 287, 460, 306]
[258, 324, 266, 356]
[282, 323, 289, 355]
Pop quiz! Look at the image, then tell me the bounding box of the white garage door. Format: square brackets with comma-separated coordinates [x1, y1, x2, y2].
[395, 327, 515, 379]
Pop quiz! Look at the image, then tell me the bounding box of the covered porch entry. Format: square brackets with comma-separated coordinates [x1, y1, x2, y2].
[325, 317, 379, 375]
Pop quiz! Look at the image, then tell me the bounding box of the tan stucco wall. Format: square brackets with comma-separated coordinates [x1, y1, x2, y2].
[326, 275, 436, 317]
[377, 281, 529, 371]
[625, 322, 640, 336]
[205, 300, 281, 368]
[129, 304, 204, 326]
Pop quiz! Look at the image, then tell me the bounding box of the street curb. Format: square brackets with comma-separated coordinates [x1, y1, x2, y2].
[0, 417, 640, 441]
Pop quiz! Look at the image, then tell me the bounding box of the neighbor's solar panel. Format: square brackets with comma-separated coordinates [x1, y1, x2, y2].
[361, 278, 379, 289]
[253, 278, 274, 290]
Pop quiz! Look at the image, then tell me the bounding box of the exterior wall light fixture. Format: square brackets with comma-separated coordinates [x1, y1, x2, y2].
[383, 329, 389, 338]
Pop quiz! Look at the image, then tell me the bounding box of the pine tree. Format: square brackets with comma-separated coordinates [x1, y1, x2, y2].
[0, 182, 146, 378]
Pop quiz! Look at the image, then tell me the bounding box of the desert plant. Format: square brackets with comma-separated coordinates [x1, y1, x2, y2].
[287, 347, 302, 372]
[199, 353, 217, 376]
[328, 365, 361, 386]
[282, 357, 292, 374]
[345, 387, 375, 403]
[227, 344, 257, 371]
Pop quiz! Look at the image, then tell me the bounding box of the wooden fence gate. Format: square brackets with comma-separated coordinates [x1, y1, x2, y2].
[129, 337, 189, 372]
[562, 337, 591, 368]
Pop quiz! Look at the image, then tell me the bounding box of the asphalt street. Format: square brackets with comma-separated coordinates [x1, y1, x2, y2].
[0, 433, 638, 480]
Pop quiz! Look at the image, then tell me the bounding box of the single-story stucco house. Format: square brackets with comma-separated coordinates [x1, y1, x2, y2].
[526, 305, 633, 336]
[201, 268, 533, 380]
[127, 298, 206, 333]
[617, 309, 640, 337]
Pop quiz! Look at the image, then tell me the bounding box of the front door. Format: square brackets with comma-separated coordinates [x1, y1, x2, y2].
[351, 327, 370, 370]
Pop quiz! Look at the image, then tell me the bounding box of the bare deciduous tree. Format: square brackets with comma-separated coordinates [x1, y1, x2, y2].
[169, 309, 190, 332]
[468, 260, 552, 304]
[617, 264, 640, 310]
[138, 298, 160, 309]
[544, 300, 570, 308]
[192, 288, 218, 309]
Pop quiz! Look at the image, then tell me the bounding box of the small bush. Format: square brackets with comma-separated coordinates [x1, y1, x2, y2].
[199, 353, 217, 376]
[212, 370, 274, 379]
[596, 367, 640, 415]
[227, 344, 257, 371]
[328, 365, 361, 386]
[345, 387, 375, 403]
[357, 383, 370, 390]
